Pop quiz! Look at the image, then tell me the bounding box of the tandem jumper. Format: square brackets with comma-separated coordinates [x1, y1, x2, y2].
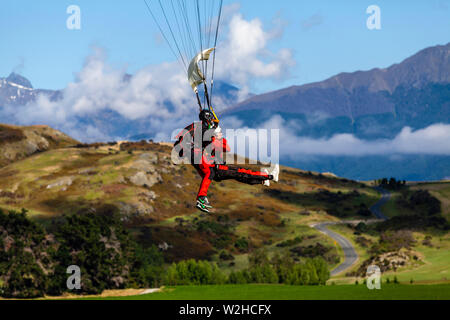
[174, 110, 279, 213]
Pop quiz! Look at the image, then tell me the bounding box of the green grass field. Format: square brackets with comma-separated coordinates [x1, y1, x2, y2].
[382, 245, 450, 283]
[85, 284, 450, 300]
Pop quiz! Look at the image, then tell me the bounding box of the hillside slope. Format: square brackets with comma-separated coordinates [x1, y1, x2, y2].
[0, 140, 380, 265]
[0, 124, 79, 167]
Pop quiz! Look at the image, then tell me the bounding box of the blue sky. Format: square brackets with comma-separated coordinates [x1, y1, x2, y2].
[0, 0, 449, 93]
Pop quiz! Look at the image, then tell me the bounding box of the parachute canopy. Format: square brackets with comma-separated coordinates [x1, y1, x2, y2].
[188, 47, 215, 93]
[144, 0, 224, 113]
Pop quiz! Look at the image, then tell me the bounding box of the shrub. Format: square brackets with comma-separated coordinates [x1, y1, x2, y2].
[219, 251, 234, 261]
[407, 190, 441, 216]
[370, 230, 416, 254]
[212, 235, 232, 249]
[228, 271, 248, 284]
[234, 238, 249, 252]
[422, 235, 433, 247]
[290, 243, 330, 258]
[248, 264, 278, 284]
[276, 236, 303, 248]
[164, 260, 226, 286]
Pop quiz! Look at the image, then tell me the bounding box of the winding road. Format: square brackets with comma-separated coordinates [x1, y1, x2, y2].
[312, 187, 390, 276]
[370, 187, 391, 220]
[313, 221, 359, 276]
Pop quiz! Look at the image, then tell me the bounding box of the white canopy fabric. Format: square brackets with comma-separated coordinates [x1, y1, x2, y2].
[188, 48, 215, 93]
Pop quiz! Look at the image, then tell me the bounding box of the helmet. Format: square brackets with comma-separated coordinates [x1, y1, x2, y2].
[199, 109, 219, 129]
[199, 109, 214, 122]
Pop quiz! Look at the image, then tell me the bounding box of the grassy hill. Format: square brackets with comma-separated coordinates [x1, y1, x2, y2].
[0, 130, 448, 294]
[0, 124, 78, 168]
[0, 139, 378, 264]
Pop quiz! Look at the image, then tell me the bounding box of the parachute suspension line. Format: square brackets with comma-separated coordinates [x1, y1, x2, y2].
[195, 91, 203, 113]
[204, 0, 216, 104]
[177, 0, 192, 60]
[179, 0, 205, 109]
[157, 0, 188, 71]
[204, 82, 211, 109]
[144, 0, 223, 114]
[169, 0, 190, 67]
[196, 0, 205, 77]
[144, 0, 184, 71]
[203, 0, 209, 102]
[179, 0, 198, 63]
[202, 0, 208, 109]
[209, 0, 223, 109]
[195, 0, 210, 110]
[207, 0, 215, 49]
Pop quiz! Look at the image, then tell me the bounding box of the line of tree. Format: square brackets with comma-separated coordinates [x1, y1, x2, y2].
[377, 178, 406, 190]
[164, 249, 329, 286]
[0, 209, 330, 298]
[228, 249, 329, 286]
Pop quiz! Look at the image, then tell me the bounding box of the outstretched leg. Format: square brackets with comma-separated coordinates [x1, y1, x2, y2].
[214, 165, 273, 185]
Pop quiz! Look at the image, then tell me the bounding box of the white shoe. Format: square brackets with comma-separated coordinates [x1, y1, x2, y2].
[270, 164, 280, 182]
[262, 168, 271, 187]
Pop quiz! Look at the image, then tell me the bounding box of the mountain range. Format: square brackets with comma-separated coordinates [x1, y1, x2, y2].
[224, 43, 450, 119]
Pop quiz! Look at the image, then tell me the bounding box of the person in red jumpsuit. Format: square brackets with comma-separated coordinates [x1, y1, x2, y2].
[174, 110, 278, 213]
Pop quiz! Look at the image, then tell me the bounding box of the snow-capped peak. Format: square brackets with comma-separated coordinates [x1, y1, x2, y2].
[5, 73, 33, 89]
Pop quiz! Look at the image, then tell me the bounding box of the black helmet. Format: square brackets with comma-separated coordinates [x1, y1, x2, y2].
[199, 109, 219, 128]
[199, 109, 214, 122]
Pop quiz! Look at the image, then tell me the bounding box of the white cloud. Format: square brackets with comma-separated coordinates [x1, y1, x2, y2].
[305, 111, 330, 125]
[215, 8, 295, 93]
[228, 116, 450, 157]
[282, 122, 450, 156]
[2, 6, 294, 142]
[221, 116, 244, 129]
[1, 48, 195, 141]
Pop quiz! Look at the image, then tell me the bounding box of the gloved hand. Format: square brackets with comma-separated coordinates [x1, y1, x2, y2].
[214, 126, 223, 140]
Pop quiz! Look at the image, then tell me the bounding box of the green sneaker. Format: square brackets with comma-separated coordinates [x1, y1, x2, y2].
[196, 200, 210, 213]
[201, 196, 213, 209]
[197, 196, 213, 213]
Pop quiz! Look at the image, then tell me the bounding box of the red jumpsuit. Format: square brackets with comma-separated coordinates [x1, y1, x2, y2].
[195, 136, 228, 198]
[174, 122, 272, 200]
[194, 135, 271, 199]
